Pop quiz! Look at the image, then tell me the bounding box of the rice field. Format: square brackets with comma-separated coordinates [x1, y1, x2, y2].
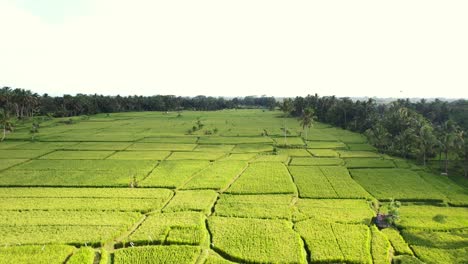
[0, 110, 466, 263]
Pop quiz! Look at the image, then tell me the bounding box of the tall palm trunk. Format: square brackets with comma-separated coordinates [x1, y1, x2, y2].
[444, 150, 449, 174]
[1, 128, 5, 142]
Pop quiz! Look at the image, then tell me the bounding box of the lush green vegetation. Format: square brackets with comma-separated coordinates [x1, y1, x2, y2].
[0, 109, 466, 263]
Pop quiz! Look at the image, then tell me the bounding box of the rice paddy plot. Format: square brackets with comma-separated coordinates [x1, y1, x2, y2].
[11, 141, 80, 150]
[308, 149, 339, 157]
[198, 136, 273, 144]
[306, 141, 347, 149]
[345, 158, 395, 168]
[0, 187, 171, 198]
[0, 149, 52, 159]
[202, 251, 236, 264]
[0, 159, 27, 170]
[231, 143, 273, 153]
[411, 246, 467, 264]
[208, 217, 306, 263]
[139, 160, 210, 188]
[66, 142, 133, 150]
[288, 166, 338, 198]
[350, 168, 447, 201]
[0, 169, 150, 187]
[163, 190, 218, 214]
[67, 247, 95, 264]
[252, 154, 289, 163]
[0, 245, 75, 264]
[290, 157, 344, 166]
[0, 211, 140, 245]
[295, 219, 372, 263]
[294, 199, 375, 224]
[193, 144, 235, 152]
[140, 137, 198, 143]
[0, 188, 173, 212]
[417, 171, 468, 206]
[225, 162, 297, 194]
[273, 137, 305, 146]
[338, 151, 381, 158]
[15, 159, 156, 172]
[306, 133, 339, 141]
[370, 226, 392, 264]
[182, 161, 247, 191]
[214, 194, 294, 220]
[113, 245, 201, 264]
[129, 212, 206, 246]
[166, 152, 226, 161]
[107, 150, 171, 160]
[0, 141, 28, 149]
[397, 205, 468, 231]
[39, 150, 115, 160]
[380, 228, 413, 255]
[219, 153, 257, 161]
[128, 143, 197, 151]
[401, 229, 468, 249]
[319, 166, 371, 198]
[346, 143, 377, 151]
[277, 148, 311, 157]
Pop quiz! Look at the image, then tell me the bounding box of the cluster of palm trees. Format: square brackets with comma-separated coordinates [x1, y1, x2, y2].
[0, 87, 40, 119]
[281, 95, 467, 177]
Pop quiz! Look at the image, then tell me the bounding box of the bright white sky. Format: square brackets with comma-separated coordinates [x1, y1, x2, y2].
[1, 0, 467, 98]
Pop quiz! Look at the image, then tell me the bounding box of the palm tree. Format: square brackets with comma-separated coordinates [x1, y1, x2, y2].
[299, 108, 316, 142]
[418, 123, 437, 166]
[280, 99, 293, 144]
[0, 109, 14, 142]
[438, 120, 464, 175]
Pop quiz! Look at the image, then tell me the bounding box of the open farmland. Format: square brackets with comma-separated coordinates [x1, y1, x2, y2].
[0, 110, 467, 263]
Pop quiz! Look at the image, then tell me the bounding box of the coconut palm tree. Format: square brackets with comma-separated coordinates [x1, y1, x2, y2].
[280, 99, 293, 144]
[299, 107, 316, 142]
[0, 109, 14, 142]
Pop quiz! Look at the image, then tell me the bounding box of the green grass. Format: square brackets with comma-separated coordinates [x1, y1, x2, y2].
[10, 141, 80, 150]
[163, 190, 218, 214]
[401, 229, 468, 249]
[295, 219, 372, 263]
[226, 162, 297, 194]
[182, 161, 247, 190]
[15, 159, 156, 172]
[166, 152, 226, 161]
[140, 160, 210, 188]
[0, 245, 75, 264]
[214, 194, 294, 220]
[350, 168, 447, 201]
[273, 137, 305, 146]
[294, 199, 375, 224]
[347, 143, 377, 151]
[208, 216, 306, 263]
[39, 150, 114, 159]
[345, 158, 395, 168]
[129, 212, 206, 246]
[113, 245, 201, 264]
[290, 157, 344, 166]
[107, 150, 171, 160]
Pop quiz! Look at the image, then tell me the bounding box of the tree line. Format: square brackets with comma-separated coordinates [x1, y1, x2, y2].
[283, 95, 468, 177]
[0, 87, 276, 118]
